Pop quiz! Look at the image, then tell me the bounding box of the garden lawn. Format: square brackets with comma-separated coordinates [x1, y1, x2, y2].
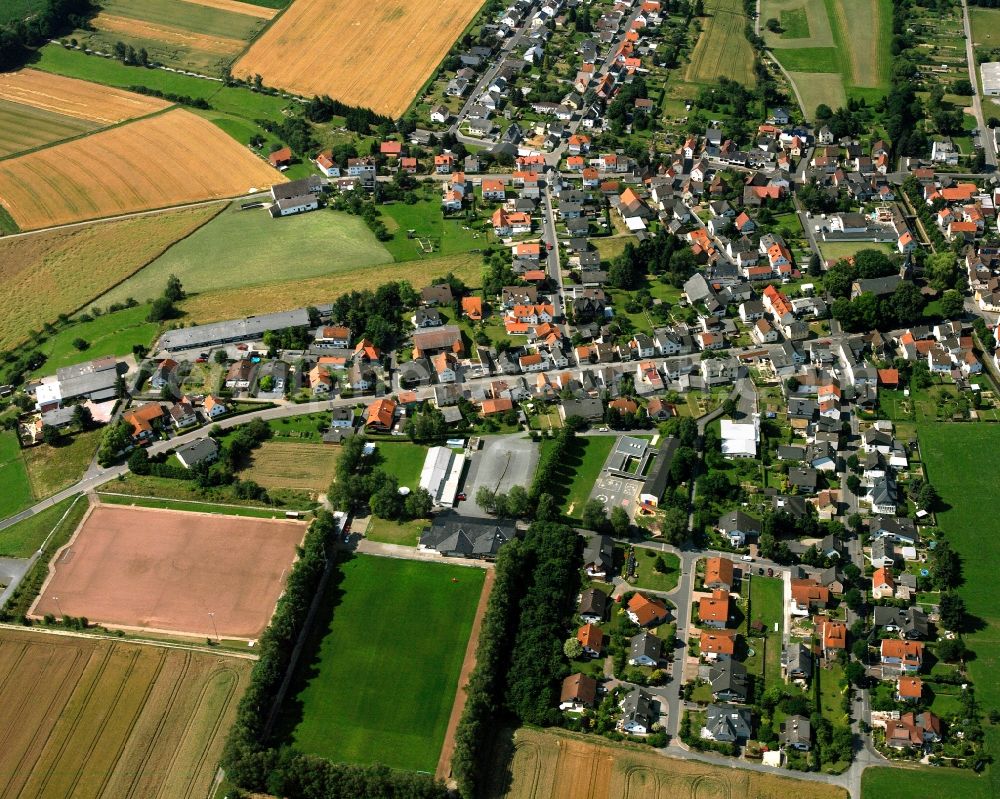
[379, 196, 488, 261]
[371, 442, 429, 489]
[631, 550, 680, 593]
[0, 431, 32, 519]
[280, 554, 484, 771]
[94, 204, 393, 309]
[748, 576, 784, 685]
[364, 517, 427, 546]
[542, 434, 615, 518]
[96, 493, 296, 518]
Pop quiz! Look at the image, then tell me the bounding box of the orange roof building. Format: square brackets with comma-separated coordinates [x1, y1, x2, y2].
[577, 623, 605, 654]
[698, 589, 731, 628]
[365, 398, 397, 430]
[124, 402, 164, 439]
[481, 397, 514, 416]
[704, 557, 734, 590]
[627, 593, 669, 627]
[822, 620, 847, 654]
[699, 629, 736, 658]
[881, 639, 924, 671]
[791, 579, 830, 611]
[897, 677, 923, 701]
[462, 296, 483, 321]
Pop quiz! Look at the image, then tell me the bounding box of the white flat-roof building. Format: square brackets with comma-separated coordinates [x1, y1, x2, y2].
[419, 446, 467, 508]
[720, 417, 759, 459]
[982, 62, 1000, 96]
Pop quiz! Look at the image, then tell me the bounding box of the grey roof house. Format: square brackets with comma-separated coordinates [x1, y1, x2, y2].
[628, 631, 662, 667]
[419, 516, 514, 559]
[702, 704, 752, 742]
[710, 659, 749, 703]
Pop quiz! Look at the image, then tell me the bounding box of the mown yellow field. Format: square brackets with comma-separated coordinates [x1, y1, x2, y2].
[92, 11, 247, 55]
[0, 203, 221, 350]
[233, 0, 483, 116]
[243, 441, 340, 492]
[492, 728, 848, 799]
[0, 628, 251, 799]
[181, 0, 278, 19]
[0, 68, 170, 124]
[0, 108, 282, 230]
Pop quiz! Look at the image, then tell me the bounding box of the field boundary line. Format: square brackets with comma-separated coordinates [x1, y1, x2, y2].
[435, 566, 495, 783]
[0, 103, 178, 165]
[95, 490, 312, 516]
[0, 621, 260, 659]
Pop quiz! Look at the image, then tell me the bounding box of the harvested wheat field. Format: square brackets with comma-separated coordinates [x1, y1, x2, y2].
[0, 68, 169, 124]
[243, 440, 340, 493]
[92, 11, 247, 54]
[233, 0, 483, 116]
[181, 0, 279, 18]
[0, 627, 251, 799]
[0, 108, 282, 230]
[31, 503, 305, 639]
[0, 204, 222, 350]
[491, 728, 848, 799]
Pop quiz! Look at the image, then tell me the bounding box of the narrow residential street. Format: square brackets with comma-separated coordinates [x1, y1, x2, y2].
[961, 0, 998, 167]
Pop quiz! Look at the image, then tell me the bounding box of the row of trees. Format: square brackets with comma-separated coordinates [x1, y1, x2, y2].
[220, 512, 448, 797]
[0, 0, 92, 70]
[326, 434, 433, 522]
[328, 281, 418, 352]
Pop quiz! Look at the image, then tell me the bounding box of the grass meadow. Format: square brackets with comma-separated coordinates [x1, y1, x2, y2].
[22, 428, 102, 498]
[364, 517, 427, 546]
[370, 441, 430, 490]
[278, 554, 484, 771]
[0, 431, 34, 519]
[27, 304, 160, 378]
[0, 494, 76, 558]
[541, 434, 616, 518]
[0, 204, 220, 352]
[94, 202, 393, 308]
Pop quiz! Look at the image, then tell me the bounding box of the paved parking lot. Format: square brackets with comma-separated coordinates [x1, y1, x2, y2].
[461, 434, 539, 517]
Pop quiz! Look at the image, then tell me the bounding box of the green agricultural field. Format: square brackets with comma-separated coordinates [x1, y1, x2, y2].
[33, 45, 291, 122]
[780, 7, 810, 37]
[370, 442, 429, 490]
[278, 554, 484, 772]
[0, 494, 77, 558]
[686, 0, 756, 85]
[94, 203, 393, 308]
[0, 431, 32, 519]
[891, 422, 1000, 799]
[29, 304, 158, 379]
[764, 0, 891, 117]
[0, 99, 99, 158]
[862, 765, 995, 799]
[542, 434, 616, 518]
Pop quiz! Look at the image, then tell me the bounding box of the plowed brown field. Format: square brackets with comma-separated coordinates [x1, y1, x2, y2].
[493, 728, 848, 799]
[233, 0, 483, 116]
[0, 68, 169, 124]
[0, 108, 282, 230]
[0, 628, 252, 799]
